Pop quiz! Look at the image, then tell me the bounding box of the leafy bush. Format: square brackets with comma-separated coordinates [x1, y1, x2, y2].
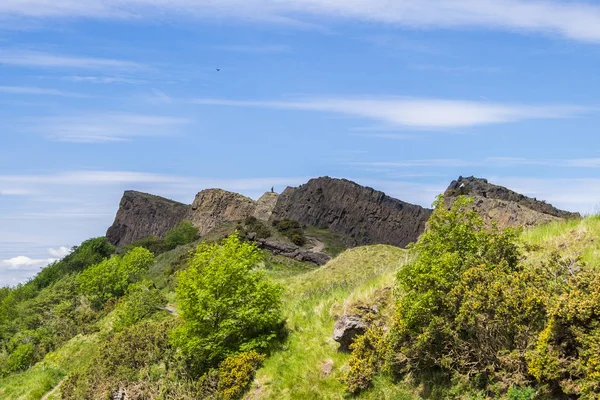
[507, 386, 537, 400]
[217, 351, 265, 399]
[6, 342, 35, 373]
[164, 221, 199, 250]
[120, 236, 167, 256]
[113, 280, 167, 331]
[527, 263, 600, 397]
[77, 247, 154, 306]
[62, 319, 182, 400]
[390, 195, 541, 391]
[243, 216, 271, 239]
[342, 325, 387, 394]
[272, 219, 306, 246]
[172, 234, 283, 375]
[31, 237, 115, 290]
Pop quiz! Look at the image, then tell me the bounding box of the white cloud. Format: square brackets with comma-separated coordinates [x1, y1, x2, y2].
[0, 255, 56, 270]
[0, 50, 144, 70]
[2, 1, 600, 42]
[0, 170, 187, 186]
[23, 113, 191, 143]
[64, 76, 145, 84]
[0, 85, 89, 97]
[191, 97, 589, 129]
[48, 246, 71, 258]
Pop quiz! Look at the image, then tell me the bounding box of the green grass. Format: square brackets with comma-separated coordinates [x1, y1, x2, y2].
[522, 215, 600, 266]
[303, 227, 349, 258]
[0, 334, 99, 400]
[255, 245, 414, 400]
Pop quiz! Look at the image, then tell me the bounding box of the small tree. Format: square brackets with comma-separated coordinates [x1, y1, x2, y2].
[164, 221, 199, 250]
[78, 247, 154, 306]
[172, 234, 283, 375]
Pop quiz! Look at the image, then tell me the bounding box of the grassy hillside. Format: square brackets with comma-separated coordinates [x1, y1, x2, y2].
[2, 215, 600, 399]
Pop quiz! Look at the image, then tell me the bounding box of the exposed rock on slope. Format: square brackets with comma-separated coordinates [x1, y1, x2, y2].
[445, 176, 581, 228]
[253, 192, 279, 221]
[188, 189, 258, 236]
[271, 177, 432, 248]
[106, 191, 189, 247]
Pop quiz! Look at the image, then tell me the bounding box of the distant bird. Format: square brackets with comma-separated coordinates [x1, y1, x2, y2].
[216, 68, 220, 72]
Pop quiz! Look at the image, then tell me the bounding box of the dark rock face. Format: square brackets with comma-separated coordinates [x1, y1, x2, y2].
[445, 176, 580, 219]
[333, 315, 368, 352]
[271, 177, 432, 248]
[106, 191, 189, 247]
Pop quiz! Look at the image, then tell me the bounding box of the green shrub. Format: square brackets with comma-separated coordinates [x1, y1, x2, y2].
[507, 386, 537, 400]
[62, 319, 179, 399]
[272, 219, 306, 246]
[6, 342, 35, 373]
[527, 264, 600, 397]
[172, 234, 283, 375]
[243, 216, 271, 239]
[164, 221, 199, 250]
[77, 247, 154, 306]
[31, 237, 115, 290]
[342, 325, 387, 394]
[120, 236, 167, 256]
[113, 280, 167, 331]
[390, 195, 541, 391]
[217, 351, 265, 400]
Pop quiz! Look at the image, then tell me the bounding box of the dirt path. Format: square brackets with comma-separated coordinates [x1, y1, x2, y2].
[41, 377, 65, 400]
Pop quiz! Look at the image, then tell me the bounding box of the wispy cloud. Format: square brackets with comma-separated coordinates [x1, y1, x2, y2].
[214, 44, 291, 54]
[0, 85, 89, 97]
[410, 64, 501, 73]
[3, 1, 600, 42]
[352, 157, 600, 169]
[22, 113, 191, 143]
[63, 76, 145, 84]
[191, 97, 590, 129]
[0, 50, 144, 70]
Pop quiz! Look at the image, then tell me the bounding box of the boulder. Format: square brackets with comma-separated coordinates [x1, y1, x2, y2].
[333, 315, 368, 352]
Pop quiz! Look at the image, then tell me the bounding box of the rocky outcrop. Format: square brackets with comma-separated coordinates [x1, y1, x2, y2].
[445, 176, 581, 228]
[254, 237, 331, 265]
[188, 189, 257, 236]
[106, 191, 189, 247]
[271, 177, 432, 248]
[253, 192, 279, 221]
[333, 315, 368, 352]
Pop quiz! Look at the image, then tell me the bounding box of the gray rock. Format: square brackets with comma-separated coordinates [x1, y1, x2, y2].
[271, 177, 432, 248]
[445, 176, 581, 228]
[256, 238, 330, 266]
[106, 191, 189, 247]
[333, 315, 368, 352]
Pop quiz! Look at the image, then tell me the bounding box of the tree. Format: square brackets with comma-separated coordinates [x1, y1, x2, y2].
[172, 234, 283, 375]
[77, 247, 154, 306]
[164, 221, 199, 250]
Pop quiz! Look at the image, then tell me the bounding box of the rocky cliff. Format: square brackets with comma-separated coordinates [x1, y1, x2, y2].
[271, 177, 432, 248]
[445, 176, 580, 228]
[188, 189, 258, 236]
[106, 191, 190, 247]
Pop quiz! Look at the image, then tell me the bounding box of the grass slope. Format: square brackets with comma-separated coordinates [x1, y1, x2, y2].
[256, 245, 412, 400]
[4, 216, 600, 400]
[0, 334, 99, 400]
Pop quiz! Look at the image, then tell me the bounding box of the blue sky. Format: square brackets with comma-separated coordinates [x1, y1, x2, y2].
[2, 0, 600, 286]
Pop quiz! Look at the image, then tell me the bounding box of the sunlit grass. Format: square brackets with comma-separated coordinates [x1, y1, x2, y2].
[0, 334, 99, 400]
